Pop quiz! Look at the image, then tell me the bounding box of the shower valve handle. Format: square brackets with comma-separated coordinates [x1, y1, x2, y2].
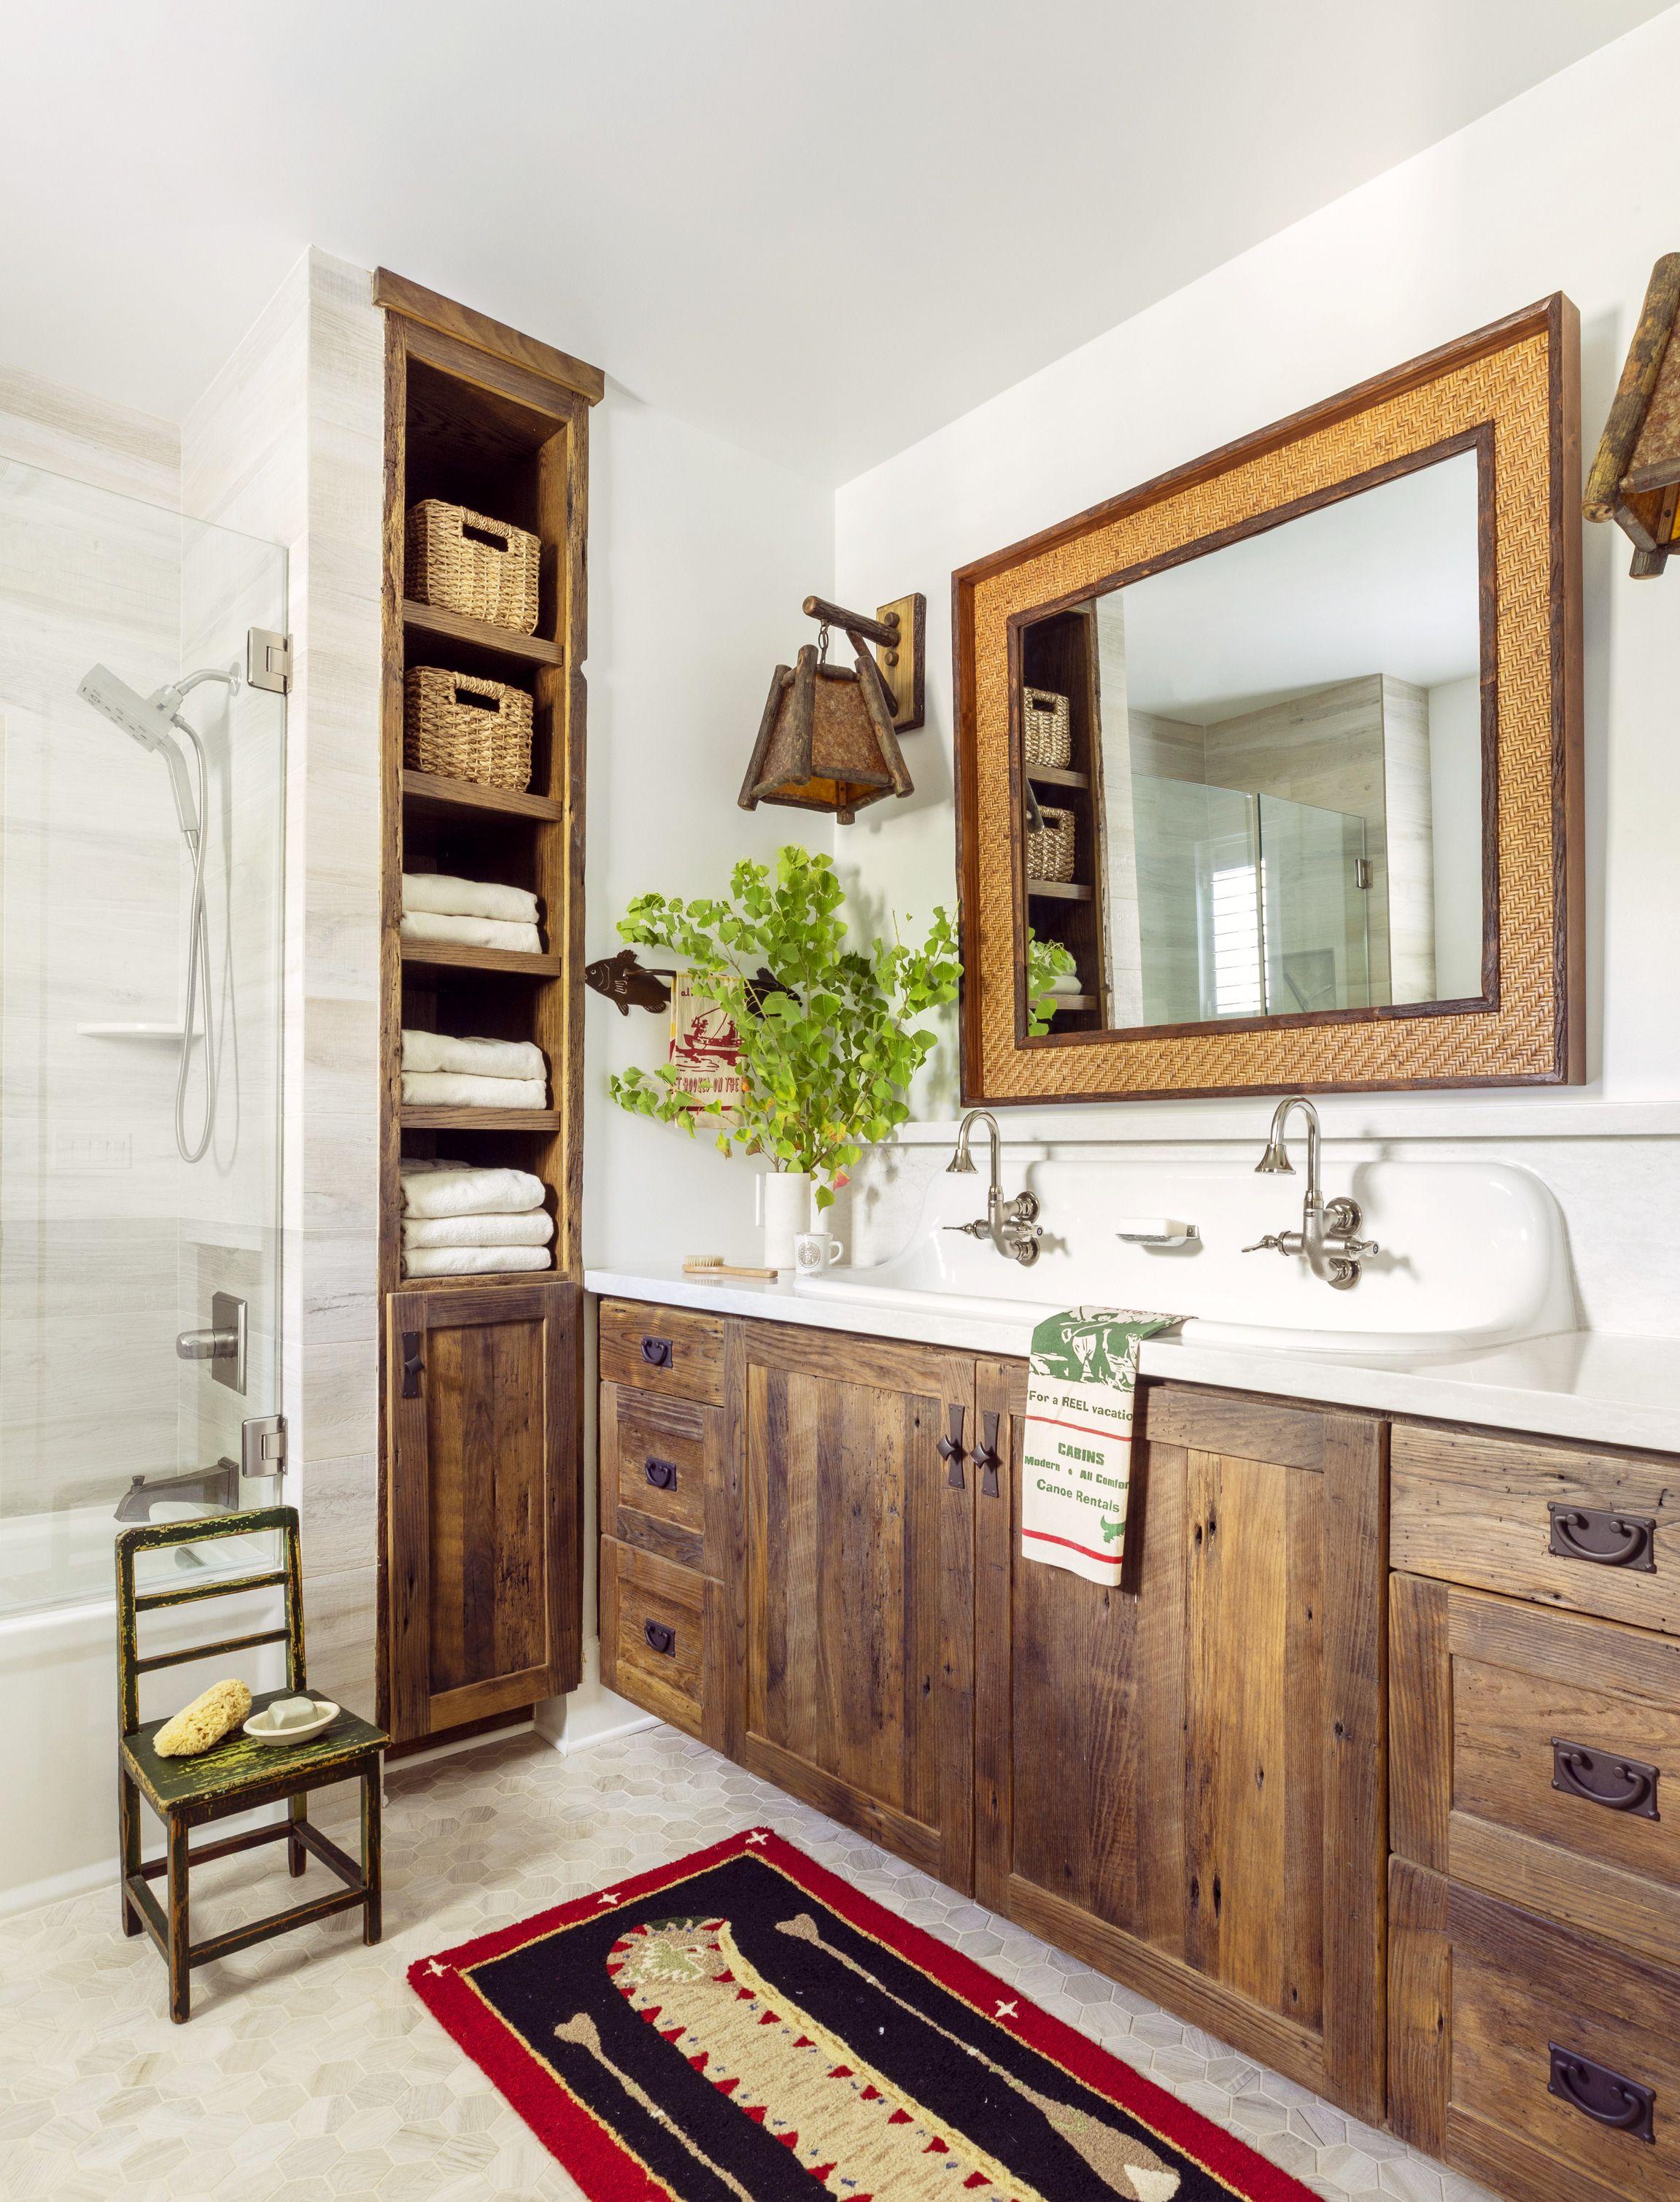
[176, 1327, 239, 1361]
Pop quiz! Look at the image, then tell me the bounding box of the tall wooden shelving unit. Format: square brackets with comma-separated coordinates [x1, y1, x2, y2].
[372, 271, 603, 1746]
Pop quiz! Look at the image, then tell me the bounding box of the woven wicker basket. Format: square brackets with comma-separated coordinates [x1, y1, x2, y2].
[406, 500, 541, 636]
[403, 667, 535, 791]
[1022, 687, 1072, 769]
[1025, 803, 1076, 884]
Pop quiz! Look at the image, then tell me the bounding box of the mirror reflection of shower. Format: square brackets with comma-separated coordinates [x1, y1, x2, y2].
[76, 661, 239, 1162]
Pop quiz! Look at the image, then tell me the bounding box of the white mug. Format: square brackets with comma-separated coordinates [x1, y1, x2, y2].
[792, 1231, 844, 1275]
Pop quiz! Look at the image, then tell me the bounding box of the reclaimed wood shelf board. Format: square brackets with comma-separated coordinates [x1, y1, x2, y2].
[402, 598, 562, 666]
[399, 1105, 562, 1131]
[1048, 994, 1098, 1011]
[398, 935, 561, 979]
[1024, 763, 1090, 790]
[400, 769, 565, 823]
[1027, 881, 1094, 902]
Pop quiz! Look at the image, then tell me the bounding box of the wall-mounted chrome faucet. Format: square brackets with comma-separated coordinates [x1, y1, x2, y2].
[943, 1109, 1042, 1264]
[1243, 1096, 1378, 1289]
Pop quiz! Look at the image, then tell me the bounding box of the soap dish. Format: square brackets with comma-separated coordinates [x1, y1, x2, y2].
[1115, 1218, 1199, 1246]
[244, 1699, 338, 1746]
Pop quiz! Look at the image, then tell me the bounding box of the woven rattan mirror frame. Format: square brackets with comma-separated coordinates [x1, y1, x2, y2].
[953, 293, 1584, 1104]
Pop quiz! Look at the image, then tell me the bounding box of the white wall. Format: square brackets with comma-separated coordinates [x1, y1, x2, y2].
[832, 5, 1680, 1128]
[582, 393, 832, 1272]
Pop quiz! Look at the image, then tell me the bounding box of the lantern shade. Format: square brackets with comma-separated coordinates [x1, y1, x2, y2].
[1584, 251, 1680, 576]
[739, 643, 913, 824]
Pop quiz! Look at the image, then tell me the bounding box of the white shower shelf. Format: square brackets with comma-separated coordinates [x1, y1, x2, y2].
[76, 1022, 198, 1041]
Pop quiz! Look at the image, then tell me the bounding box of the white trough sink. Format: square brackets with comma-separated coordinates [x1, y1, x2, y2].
[797, 1154, 1576, 1357]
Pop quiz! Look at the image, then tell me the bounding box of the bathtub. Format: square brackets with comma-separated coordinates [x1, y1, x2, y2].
[0, 1504, 286, 1915]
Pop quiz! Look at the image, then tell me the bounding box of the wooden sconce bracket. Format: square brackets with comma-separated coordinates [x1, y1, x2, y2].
[802, 592, 926, 731]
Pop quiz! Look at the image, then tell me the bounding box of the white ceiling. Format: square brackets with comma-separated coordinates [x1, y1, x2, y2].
[4, 1, 1671, 482]
[1118, 449, 1482, 721]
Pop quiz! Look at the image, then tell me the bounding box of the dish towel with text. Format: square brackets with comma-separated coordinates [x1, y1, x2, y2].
[1021, 1307, 1181, 1585]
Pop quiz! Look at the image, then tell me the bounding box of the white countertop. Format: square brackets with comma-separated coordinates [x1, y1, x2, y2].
[585, 1267, 1680, 1453]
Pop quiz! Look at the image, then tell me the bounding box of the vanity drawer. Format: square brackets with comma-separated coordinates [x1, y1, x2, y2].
[1390, 1858, 1680, 2202]
[599, 1537, 720, 1742]
[1392, 1576, 1680, 1966]
[599, 1299, 724, 1406]
[1391, 1422, 1680, 1635]
[601, 1380, 722, 1573]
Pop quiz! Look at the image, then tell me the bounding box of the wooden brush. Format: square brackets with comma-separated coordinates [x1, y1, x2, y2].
[683, 1256, 779, 1280]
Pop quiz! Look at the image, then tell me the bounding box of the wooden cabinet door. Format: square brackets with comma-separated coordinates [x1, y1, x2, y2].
[728, 1319, 975, 1889]
[975, 1367, 1387, 2120]
[385, 1280, 581, 1742]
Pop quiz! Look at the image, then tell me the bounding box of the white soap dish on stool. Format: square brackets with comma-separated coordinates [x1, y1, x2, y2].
[1115, 1218, 1199, 1246]
[244, 1696, 338, 1746]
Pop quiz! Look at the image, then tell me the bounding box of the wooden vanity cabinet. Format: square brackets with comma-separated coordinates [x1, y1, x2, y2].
[975, 1367, 1389, 2121]
[385, 1280, 581, 1740]
[727, 1321, 978, 1892]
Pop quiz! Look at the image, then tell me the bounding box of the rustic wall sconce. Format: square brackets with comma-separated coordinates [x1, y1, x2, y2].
[738, 595, 924, 825]
[1585, 252, 1680, 576]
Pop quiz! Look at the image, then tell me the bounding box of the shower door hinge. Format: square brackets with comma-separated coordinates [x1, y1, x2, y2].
[241, 1413, 288, 1479]
[246, 627, 293, 695]
[1353, 856, 1373, 890]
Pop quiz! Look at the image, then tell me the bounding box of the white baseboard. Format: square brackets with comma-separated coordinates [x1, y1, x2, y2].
[0, 1854, 119, 1920]
[534, 1638, 657, 1755]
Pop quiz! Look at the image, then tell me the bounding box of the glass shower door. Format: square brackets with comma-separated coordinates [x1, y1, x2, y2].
[0, 459, 287, 1615]
[1258, 792, 1371, 1015]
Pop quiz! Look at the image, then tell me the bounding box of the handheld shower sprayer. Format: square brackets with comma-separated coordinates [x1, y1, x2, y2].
[77, 661, 241, 1162]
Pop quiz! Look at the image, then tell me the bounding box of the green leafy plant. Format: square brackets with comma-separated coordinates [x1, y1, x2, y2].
[608, 846, 961, 1210]
[1026, 927, 1078, 1036]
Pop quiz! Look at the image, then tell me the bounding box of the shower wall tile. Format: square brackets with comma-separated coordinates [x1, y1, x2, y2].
[182, 245, 385, 1696]
[0, 365, 178, 508]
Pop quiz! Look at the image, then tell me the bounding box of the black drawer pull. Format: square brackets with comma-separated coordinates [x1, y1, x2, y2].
[1553, 1739, 1660, 1820]
[1548, 2044, 1655, 2143]
[937, 1405, 967, 1490]
[643, 1618, 676, 1657]
[1548, 1503, 1656, 1573]
[400, 1331, 423, 1399]
[640, 1335, 673, 1369]
[973, 1410, 1003, 1499]
[644, 1457, 678, 1492]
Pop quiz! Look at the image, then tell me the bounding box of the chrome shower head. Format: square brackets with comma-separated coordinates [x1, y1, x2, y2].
[77, 660, 235, 842]
[78, 663, 180, 752]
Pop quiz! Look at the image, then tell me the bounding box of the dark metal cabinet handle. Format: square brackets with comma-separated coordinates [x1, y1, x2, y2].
[644, 1457, 678, 1492]
[400, 1332, 423, 1399]
[643, 1618, 676, 1657]
[1552, 1739, 1660, 1820]
[640, 1335, 674, 1369]
[1548, 2044, 1656, 2142]
[973, 1410, 1003, 1499]
[1548, 1502, 1657, 1573]
[937, 1406, 967, 1489]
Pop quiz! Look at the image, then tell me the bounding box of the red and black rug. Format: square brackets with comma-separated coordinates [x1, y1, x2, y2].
[409, 1827, 1315, 2201]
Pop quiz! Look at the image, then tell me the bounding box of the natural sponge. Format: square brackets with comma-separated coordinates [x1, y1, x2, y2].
[153, 1678, 253, 1758]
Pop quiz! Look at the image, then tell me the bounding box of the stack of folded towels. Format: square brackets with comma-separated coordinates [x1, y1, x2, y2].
[401, 1029, 549, 1110]
[401, 870, 543, 954]
[400, 1159, 554, 1278]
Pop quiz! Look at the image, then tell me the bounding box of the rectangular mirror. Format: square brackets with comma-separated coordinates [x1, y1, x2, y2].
[954, 296, 1583, 1103]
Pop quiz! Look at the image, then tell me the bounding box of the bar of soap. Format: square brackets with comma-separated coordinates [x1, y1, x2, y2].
[153, 1678, 254, 1757]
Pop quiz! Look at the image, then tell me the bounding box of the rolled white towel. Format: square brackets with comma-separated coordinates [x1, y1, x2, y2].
[400, 1160, 545, 1217]
[403, 870, 539, 925]
[402, 1210, 554, 1249]
[402, 1029, 546, 1081]
[400, 1244, 554, 1279]
[402, 1070, 548, 1110]
[400, 910, 543, 955]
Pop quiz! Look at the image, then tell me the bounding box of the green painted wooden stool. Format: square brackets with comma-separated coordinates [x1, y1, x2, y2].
[117, 1504, 387, 2023]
